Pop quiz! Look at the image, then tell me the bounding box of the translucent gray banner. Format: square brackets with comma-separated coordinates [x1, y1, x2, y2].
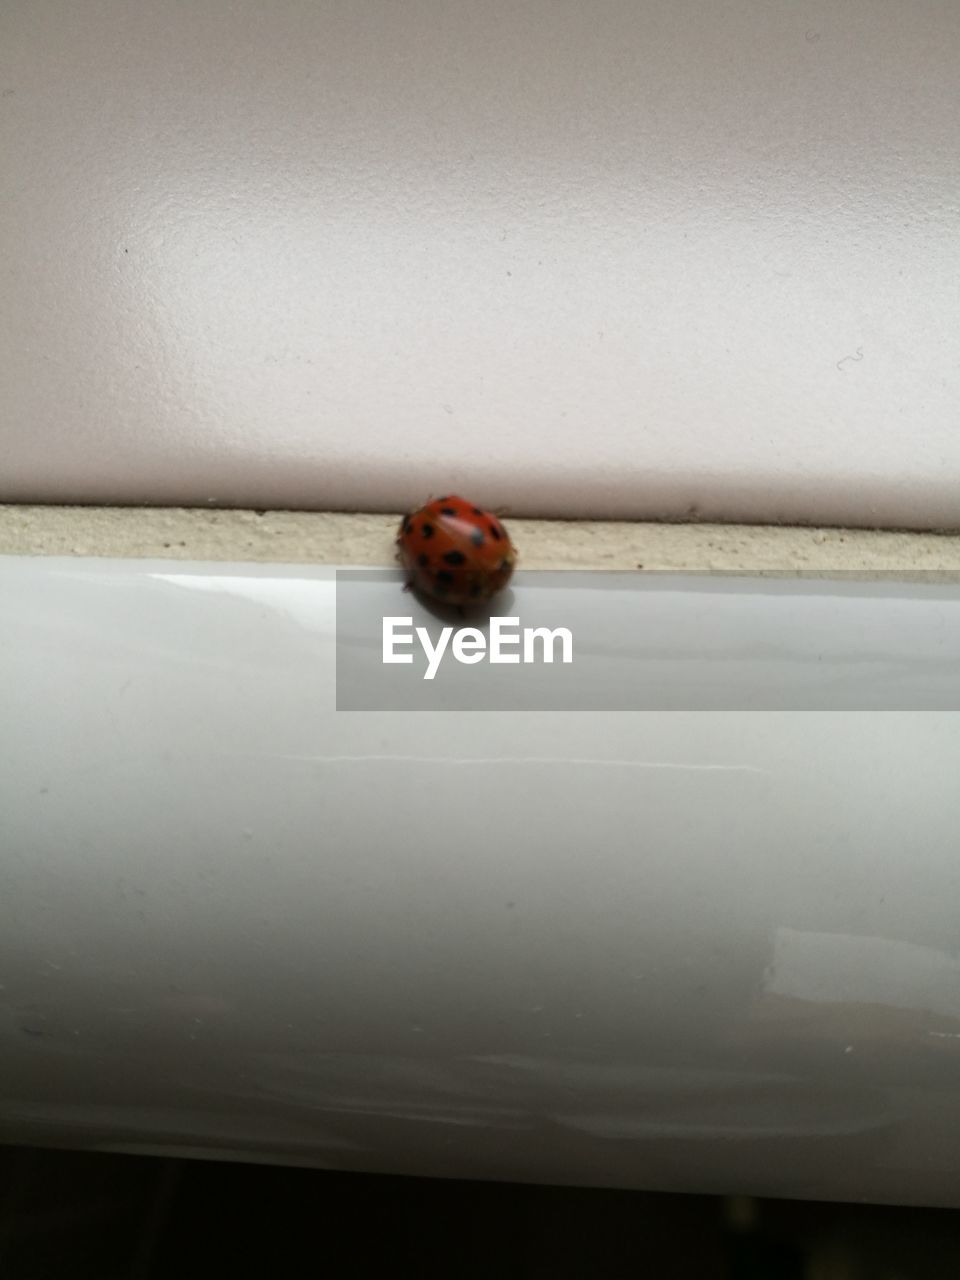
[335, 569, 960, 710]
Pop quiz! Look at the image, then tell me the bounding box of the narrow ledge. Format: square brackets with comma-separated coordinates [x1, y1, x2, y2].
[2, 505, 960, 576]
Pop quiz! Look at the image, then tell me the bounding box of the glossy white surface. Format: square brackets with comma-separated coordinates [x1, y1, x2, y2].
[2, 2, 960, 525]
[4, 556, 960, 1205]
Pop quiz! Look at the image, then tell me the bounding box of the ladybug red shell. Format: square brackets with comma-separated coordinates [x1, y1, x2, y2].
[397, 495, 516, 606]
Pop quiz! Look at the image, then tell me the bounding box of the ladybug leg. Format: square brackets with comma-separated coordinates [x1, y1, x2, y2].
[402, 580, 413, 594]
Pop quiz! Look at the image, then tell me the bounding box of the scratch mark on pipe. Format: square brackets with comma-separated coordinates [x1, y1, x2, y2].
[836, 347, 864, 372]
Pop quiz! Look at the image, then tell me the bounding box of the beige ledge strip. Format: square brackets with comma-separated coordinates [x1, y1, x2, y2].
[2, 505, 960, 576]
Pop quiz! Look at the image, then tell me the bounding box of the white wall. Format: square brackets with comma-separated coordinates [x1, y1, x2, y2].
[1, 0, 958, 525]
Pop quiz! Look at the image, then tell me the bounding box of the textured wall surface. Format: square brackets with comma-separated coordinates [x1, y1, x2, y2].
[1, 1, 958, 524]
[3, 506, 960, 573]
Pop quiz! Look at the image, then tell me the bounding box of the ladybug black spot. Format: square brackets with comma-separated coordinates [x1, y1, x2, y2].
[417, 553, 429, 567]
[488, 522, 502, 541]
[403, 520, 413, 536]
[470, 529, 485, 547]
[472, 507, 484, 516]
[435, 570, 455, 585]
[422, 523, 435, 538]
[443, 550, 466, 565]
[440, 507, 458, 517]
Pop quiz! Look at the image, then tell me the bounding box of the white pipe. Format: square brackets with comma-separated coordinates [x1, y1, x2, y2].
[2, 556, 960, 1204]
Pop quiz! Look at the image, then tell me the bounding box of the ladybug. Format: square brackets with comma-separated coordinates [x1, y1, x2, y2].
[397, 495, 516, 606]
